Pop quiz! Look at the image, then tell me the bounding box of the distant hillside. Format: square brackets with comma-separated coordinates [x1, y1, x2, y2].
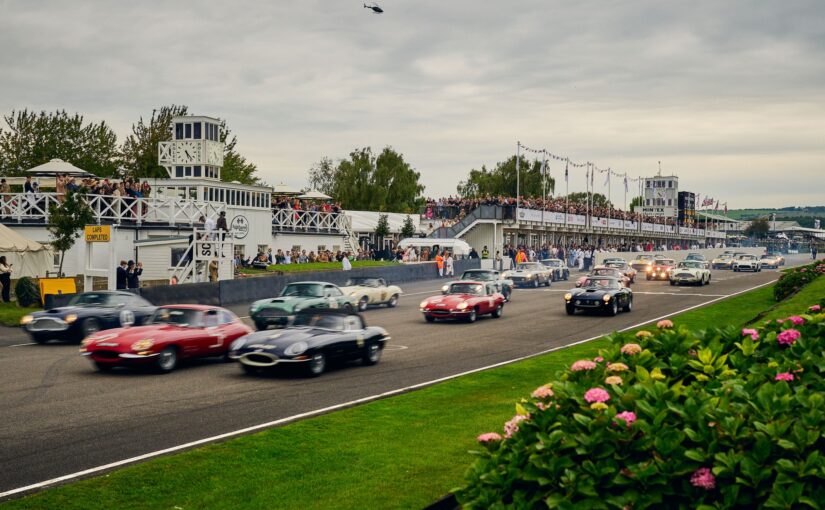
[727, 207, 825, 228]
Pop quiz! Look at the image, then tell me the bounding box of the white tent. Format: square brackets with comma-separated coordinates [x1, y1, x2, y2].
[0, 224, 53, 278]
[272, 182, 302, 195]
[346, 211, 425, 234]
[298, 190, 332, 200]
[26, 158, 90, 176]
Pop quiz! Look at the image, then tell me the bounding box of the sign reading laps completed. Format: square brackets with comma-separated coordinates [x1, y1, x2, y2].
[85, 225, 111, 242]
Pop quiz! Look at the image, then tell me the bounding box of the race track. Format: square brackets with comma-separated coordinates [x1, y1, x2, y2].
[0, 257, 807, 497]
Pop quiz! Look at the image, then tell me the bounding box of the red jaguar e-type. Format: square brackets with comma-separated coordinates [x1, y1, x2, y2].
[420, 281, 505, 323]
[80, 304, 252, 372]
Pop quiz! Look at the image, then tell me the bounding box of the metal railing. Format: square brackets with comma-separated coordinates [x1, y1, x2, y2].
[0, 192, 225, 226]
[271, 208, 347, 235]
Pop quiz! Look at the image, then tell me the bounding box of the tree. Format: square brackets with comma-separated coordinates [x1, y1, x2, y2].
[456, 155, 555, 199]
[400, 215, 415, 238]
[332, 147, 424, 212]
[744, 218, 770, 238]
[121, 105, 189, 179]
[629, 196, 643, 212]
[0, 109, 120, 176]
[48, 189, 94, 276]
[565, 192, 613, 209]
[307, 157, 336, 194]
[220, 130, 260, 185]
[375, 213, 390, 252]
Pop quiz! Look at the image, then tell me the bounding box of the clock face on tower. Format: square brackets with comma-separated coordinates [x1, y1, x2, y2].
[175, 141, 201, 164]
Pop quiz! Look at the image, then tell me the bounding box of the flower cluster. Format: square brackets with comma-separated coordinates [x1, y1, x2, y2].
[570, 359, 597, 372]
[620, 343, 642, 355]
[777, 328, 801, 346]
[742, 328, 759, 340]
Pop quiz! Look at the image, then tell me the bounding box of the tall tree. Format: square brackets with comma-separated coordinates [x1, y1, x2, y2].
[332, 147, 424, 212]
[0, 109, 120, 176]
[565, 192, 613, 209]
[375, 213, 390, 250]
[120, 105, 189, 179]
[456, 155, 555, 199]
[400, 215, 416, 238]
[220, 127, 259, 185]
[744, 218, 770, 238]
[629, 196, 643, 212]
[48, 189, 95, 276]
[307, 157, 336, 194]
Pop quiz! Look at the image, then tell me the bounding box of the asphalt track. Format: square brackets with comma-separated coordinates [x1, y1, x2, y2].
[0, 257, 809, 498]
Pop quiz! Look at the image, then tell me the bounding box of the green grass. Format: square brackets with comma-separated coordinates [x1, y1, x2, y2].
[238, 260, 398, 275]
[0, 302, 41, 327]
[5, 278, 825, 510]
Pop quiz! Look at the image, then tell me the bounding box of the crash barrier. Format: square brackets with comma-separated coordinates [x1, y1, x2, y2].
[593, 247, 765, 266]
[42, 260, 481, 308]
[217, 259, 480, 305]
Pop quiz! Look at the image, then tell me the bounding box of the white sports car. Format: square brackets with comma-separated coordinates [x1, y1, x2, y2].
[669, 261, 712, 286]
[339, 277, 403, 311]
[732, 254, 762, 272]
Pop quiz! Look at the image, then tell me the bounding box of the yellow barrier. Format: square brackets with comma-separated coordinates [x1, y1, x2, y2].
[39, 278, 77, 305]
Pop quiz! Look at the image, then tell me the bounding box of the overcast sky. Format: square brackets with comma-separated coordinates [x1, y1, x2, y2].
[1, 1, 823, 208]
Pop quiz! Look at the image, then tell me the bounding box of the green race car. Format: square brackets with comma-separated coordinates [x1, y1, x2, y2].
[250, 282, 357, 330]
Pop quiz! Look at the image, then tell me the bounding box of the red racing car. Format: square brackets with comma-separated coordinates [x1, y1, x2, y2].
[645, 258, 676, 281]
[420, 281, 505, 323]
[80, 305, 252, 372]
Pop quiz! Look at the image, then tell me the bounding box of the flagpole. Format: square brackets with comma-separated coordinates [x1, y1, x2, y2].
[541, 150, 546, 227]
[607, 168, 612, 227]
[564, 158, 569, 227]
[585, 163, 590, 227]
[515, 142, 521, 223]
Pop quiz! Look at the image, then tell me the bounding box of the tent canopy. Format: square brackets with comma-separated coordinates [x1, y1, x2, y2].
[0, 224, 53, 278]
[26, 158, 92, 177]
[298, 190, 332, 200]
[272, 182, 302, 195]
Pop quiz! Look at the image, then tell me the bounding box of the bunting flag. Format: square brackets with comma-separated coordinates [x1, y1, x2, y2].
[702, 197, 715, 207]
[564, 160, 569, 182]
[715, 200, 720, 210]
[603, 168, 610, 187]
[624, 176, 629, 193]
[540, 155, 546, 178]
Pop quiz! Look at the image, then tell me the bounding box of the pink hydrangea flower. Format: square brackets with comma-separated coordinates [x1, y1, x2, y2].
[504, 414, 529, 439]
[606, 362, 629, 373]
[620, 343, 642, 355]
[571, 359, 598, 372]
[605, 376, 623, 385]
[635, 330, 653, 339]
[594, 356, 604, 363]
[535, 402, 550, 411]
[584, 387, 610, 403]
[787, 316, 805, 326]
[809, 304, 822, 312]
[657, 319, 674, 329]
[614, 411, 637, 427]
[775, 372, 794, 382]
[532, 386, 554, 399]
[777, 329, 801, 346]
[741, 328, 759, 340]
[776, 319, 785, 324]
[477, 432, 502, 443]
[690, 468, 716, 490]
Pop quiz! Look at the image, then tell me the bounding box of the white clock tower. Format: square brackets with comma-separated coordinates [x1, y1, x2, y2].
[158, 115, 225, 179]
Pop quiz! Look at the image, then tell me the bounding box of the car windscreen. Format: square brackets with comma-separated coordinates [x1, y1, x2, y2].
[281, 283, 324, 297]
[346, 278, 378, 287]
[149, 308, 202, 327]
[593, 268, 619, 276]
[448, 283, 484, 295]
[462, 271, 493, 281]
[686, 254, 703, 260]
[678, 262, 703, 269]
[293, 313, 345, 330]
[656, 259, 675, 266]
[516, 264, 540, 271]
[605, 262, 627, 269]
[582, 278, 618, 290]
[69, 293, 113, 306]
[541, 260, 561, 267]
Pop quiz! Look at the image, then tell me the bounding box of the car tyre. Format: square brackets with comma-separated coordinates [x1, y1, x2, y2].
[94, 362, 114, 372]
[565, 304, 576, 315]
[358, 296, 369, 312]
[670, 280, 676, 286]
[466, 308, 477, 323]
[362, 343, 381, 365]
[342, 303, 353, 313]
[387, 294, 399, 308]
[623, 297, 633, 312]
[307, 352, 326, 377]
[532, 280, 539, 289]
[491, 304, 503, 318]
[155, 346, 178, 373]
[503, 289, 511, 302]
[254, 320, 267, 331]
[82, 318, 101, 338]
[32, 335, 50, 344]
[241, 364, 261, 375]
[705, 275, 711, 285]
[424, 315, 435, 323]
[608, 300, 618, 316]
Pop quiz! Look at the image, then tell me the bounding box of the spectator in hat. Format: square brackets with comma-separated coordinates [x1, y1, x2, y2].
[127, 260, 143, 289]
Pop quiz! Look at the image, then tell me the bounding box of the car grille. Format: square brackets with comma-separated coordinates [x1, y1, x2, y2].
[28, 318, 68, 331]
[631, 263, 648, 271]
[430, 310, 452, 316]
[575, 299, 600, 307]
[93, 350, 120, 359]
[256, 309, 288, 318]
[675, 273, 694, 278]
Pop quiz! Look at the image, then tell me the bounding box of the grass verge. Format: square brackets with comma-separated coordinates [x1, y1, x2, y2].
[238, 260, 399, 276]
[5, 277, 825, 509]
[0, 302, 41, 327]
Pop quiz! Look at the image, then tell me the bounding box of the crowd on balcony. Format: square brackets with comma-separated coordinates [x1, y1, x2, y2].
[271, 195, 343, 215]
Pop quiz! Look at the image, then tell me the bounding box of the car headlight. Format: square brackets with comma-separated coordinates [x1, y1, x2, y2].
[441, 285, 449, 292]
[293, 306, 302, 313]
[525, 274, 533, 279]
[564, 293, 572, 301]
[81, 338, 95, 347]
[65, 314, 78, 324]
[131, 339, 154, 351]
[603, 295, 611, 302]
[20, 315, 33, 325]
[284, 341, 308, 356]
[230, 338, 246, 351]
[457, 302, 468, 310]
[420, 300, 428, 309]
[646, 267, 652, 272]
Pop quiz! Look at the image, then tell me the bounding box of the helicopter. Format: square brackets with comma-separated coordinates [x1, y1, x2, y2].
[364, 3, 383, 13]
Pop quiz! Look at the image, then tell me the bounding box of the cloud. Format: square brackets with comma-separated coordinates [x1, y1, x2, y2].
[1, 0, 823, 207]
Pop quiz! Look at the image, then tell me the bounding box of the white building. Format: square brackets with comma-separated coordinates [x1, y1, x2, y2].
[641, 175, 679, 219]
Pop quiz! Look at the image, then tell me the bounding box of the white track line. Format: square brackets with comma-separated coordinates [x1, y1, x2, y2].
[0, 277, 777, 499]
[8, 342, 37, 347]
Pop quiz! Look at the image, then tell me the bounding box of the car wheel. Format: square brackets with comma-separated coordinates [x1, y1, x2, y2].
[623, 298, 633, 313]
[387, 294, 399, 308]
[32, 335, 50, 344]
[358, 296, 369, 312]
[646, 275, 651, 281]
[466, 308, 477, 323]
[424, 314, 435, 323]
[532, 280, 539, 289]
[254, 320, 267, 331]
[705, 275, 711, 285]
[503, 289, 511, 302]
[545, 278, 551, 287]
[94, 362, 114, 372]
[608, 300, 618, 316]
[241, 364, 261, 375]
[670, 280, 676, 286]
[362, 343, 381, 365]
[565, 304, 576, 315]
[155, 347, 178, 373]
[307, 352, 326, 376]
[491, 304, 503, 318]
[82, 318, 101, 338]
[342, 303, 353, 313]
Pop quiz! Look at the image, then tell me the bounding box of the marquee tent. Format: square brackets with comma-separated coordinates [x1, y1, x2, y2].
[0, 224, 53, 278]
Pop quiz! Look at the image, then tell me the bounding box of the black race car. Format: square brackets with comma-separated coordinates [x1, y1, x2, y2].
[229, 309, 390, 377]
[564, 276, 632, 316]
[21, 291, 156, 343]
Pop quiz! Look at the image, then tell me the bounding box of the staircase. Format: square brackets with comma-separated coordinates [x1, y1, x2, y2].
[340, 214, 361, 254]
[428, 205, 507, 239]
[170, 228, 234, 284]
